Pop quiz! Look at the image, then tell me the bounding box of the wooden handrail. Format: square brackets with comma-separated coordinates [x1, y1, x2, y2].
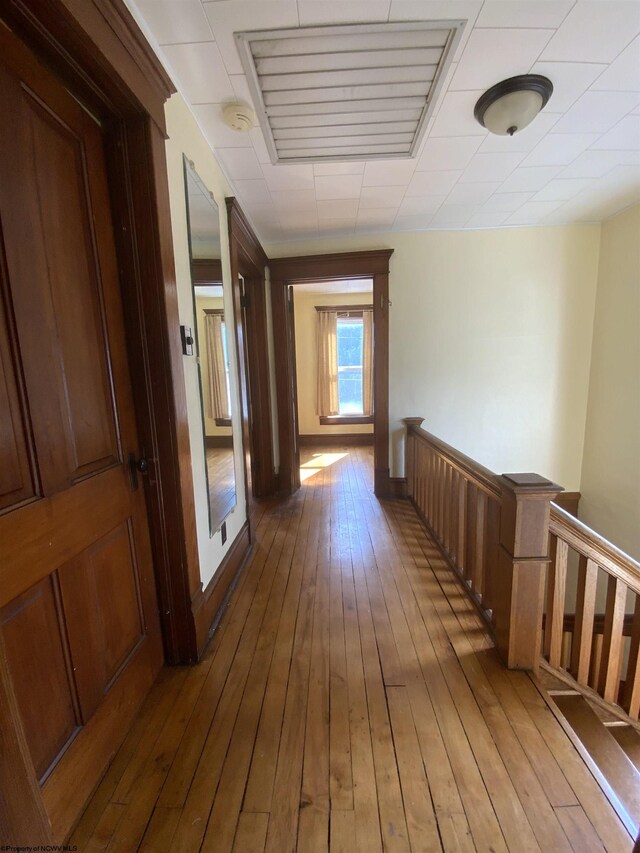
[408, 423, 501, 499]
[404, 418, 562, 670]
[550, 504, 640, 592]
[546, 504, 640, 719]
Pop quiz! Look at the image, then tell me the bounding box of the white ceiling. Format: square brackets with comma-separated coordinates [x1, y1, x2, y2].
[130, 0, 640, 243]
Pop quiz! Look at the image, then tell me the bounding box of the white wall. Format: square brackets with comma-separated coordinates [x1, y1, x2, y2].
[267, 224, 601, 489]
[580, 204, 640, 560]
[165, 93, 247, 588]
[294, 290, 374, 436]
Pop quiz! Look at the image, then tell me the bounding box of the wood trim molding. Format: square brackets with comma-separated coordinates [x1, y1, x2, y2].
[269, 250, 393, 498]
[315, 304, 373, 314]
[319, 415, 374, 426]
[192, 258, 222, 284]
[387, 477, 408, 498]
[226, 198, 276, 503]
[299, 433, 374, 447]
[1, 0, 175, 131]
[206, 435, 233, 449]
[192, 522, 251, 655]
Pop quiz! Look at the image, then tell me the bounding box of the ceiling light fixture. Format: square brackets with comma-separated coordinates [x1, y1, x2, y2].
[222, 102, 255, 132]
[474, 74, 553, 136]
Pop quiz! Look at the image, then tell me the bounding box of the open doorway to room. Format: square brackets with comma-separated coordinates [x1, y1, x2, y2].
[269, 250, 393, 497]
[292, 279, 374, 485]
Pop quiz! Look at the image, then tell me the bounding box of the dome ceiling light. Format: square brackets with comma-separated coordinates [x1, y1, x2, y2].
[474, 74, 553, 136]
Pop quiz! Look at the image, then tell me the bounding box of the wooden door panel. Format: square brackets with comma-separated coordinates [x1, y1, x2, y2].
[14, 90, 119, 487]
[0, 276, 37, 512]
[1, 578, 78, 781]
[58, 522, 144, 721]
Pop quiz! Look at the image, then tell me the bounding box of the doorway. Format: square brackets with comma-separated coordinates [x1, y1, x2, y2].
[269, 250, 393, 497]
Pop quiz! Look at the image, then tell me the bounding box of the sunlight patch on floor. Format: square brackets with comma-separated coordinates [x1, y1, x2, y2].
[299, 452, 348, 482]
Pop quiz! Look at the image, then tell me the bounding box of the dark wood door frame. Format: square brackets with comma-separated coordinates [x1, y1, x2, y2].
[226, 199, 276, 512]
[269, 250, 394, 497]
[0, 2, 204, 842]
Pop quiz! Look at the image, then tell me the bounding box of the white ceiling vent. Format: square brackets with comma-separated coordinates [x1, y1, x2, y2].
[235, 21, 465, 165]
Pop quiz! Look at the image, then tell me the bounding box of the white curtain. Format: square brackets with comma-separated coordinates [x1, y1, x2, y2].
[316, 310, 339, 417]
[204, 312, 230, 420]
[362, 308, 374, 417]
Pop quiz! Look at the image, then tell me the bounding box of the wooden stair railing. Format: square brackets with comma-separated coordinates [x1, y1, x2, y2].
[545, 504, 640, 720]
[403, 418, 562, 670]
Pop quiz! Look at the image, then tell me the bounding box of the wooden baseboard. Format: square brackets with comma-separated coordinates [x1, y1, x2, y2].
[387, 477, 408, 498]
[299, 433, 374, 447]
[192, 521, 250, 656]
[206, 435, 233, 449]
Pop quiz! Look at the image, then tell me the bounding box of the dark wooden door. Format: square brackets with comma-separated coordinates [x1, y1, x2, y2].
[0, 28, 163, 841]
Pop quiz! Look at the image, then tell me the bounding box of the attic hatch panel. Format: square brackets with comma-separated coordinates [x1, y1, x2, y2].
[235, 21, 465, 165]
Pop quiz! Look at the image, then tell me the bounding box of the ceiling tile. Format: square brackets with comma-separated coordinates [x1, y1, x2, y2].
[482, 192, 535, 212]
[270, 189, 317, 210]
[298, 0, 391, 25]
[430, 90, 487, 137]
[460, 152, 525, 183]
[478, 112, 560, 154]
[163, 41, 235, 103]
[467, 210, 511, 228]
[317, 199, 360, 219]
[229, 74, 254, 104]
[522, 133, 600, 167]
[397, 196, 446, 217]
[261, 163, 315, 190]
[550, 91, 640, 134]
[203, 1, 299, 75]
[591, 115, 640, 150]
[233, 179, 273, 205]
[317, 219, 357, 234]
[507, 200, 565, 224]
[363, 159, 417, 187]
[314, 163, 366, 177]
[417, 136, 482, 171]
[249, 128, 272, 164]
[406, 170, 463, 196]
[533, 178, 595, 202]
[450, 28, 553, 92]
[191, 103, 254, 148]
[476, 1, 574, 29]
[446, 182, 501, 205]
[134, 1, 214, 45]
[315, 174, 364, 200]
[356, 208, 398, 227]
[216, 147, 264, 180]
[560, 149, 640, 179]
[591, 36, 640, 92]
[359, 185, 406, 208]
[540, 1, 640, 64]
[531, 61, 608, 113]
[499, 166, 563, 193]
[393, 213, 435, 231]
[431, 204, 478, 227]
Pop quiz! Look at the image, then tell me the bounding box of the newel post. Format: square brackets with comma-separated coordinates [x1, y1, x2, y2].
[493, 473, 563, 670]
[403, 418, 424, 499]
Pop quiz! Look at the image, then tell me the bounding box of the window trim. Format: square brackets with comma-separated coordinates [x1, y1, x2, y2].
[319, 415, 374, 425]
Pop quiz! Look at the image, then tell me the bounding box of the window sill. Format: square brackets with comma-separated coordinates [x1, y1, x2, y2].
[215, 417, 232, 427]
[319, 415, 373, 426]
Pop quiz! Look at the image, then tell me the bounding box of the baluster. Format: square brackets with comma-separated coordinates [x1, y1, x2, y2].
[544, 535, 568, 667]
[622, 595, 640, 719]
[570, 556, 598, 686]
[449, 468, 458, 563]
[472, 491, 487, 599]
[598, 574, 627, 703]
[442, 462, 451, 552]
[458, 477, 467, 579]
[483, 496, 500, 616]
[426, 446, 433, 525]
[437, 456, 445, 543]
[465, 484, 477, 589]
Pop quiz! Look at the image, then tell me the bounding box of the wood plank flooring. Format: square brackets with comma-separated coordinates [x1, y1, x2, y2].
[71, 445, 633, 852]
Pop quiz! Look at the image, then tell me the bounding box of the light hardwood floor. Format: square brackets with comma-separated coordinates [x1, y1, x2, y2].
[70, 445, 632, 852]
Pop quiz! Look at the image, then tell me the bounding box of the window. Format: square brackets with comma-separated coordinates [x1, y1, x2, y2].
[337, 316, 364, 415]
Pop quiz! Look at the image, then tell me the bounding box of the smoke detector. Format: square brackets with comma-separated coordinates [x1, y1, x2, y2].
[222, 102, 255, 132]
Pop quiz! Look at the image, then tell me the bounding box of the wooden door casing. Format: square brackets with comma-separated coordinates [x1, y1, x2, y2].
[0, 26, 162, 840]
